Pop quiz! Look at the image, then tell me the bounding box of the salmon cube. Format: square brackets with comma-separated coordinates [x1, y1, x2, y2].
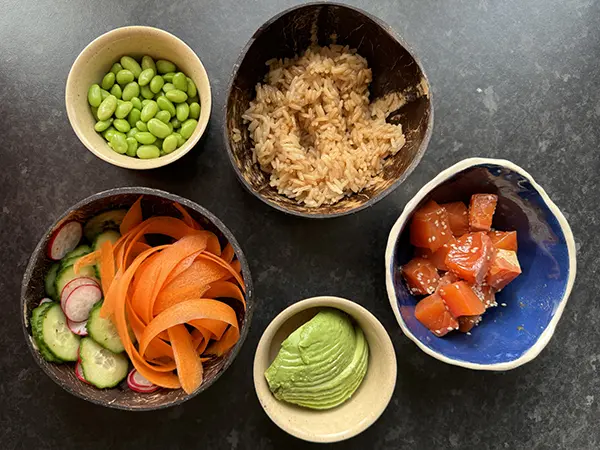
[409, 200, 452, 252]
[439, 281, 486, 317]
[488, 230, 518, 252]
[458, 315, 482, 333]
[469, 194, 498, 232]
[402, 258, 441, 296]
[415, 293, 459, 337]
[445, 232, 495, 284]
[414, 237, 457, 271]
[471, 283, 497, 308]
[441, 202, 470, 236]
[486, 249, 522, 290]
[436, 272, 459, 293]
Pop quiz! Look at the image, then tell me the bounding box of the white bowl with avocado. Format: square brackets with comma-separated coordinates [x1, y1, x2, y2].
[253, 296, 397, 443]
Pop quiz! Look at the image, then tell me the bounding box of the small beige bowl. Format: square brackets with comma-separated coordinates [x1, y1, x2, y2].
[66, 26, 211, 170]
[253, 296, 397, 443]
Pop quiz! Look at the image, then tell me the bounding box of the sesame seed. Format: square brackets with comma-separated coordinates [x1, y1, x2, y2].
[501, 303, 507, 307]
[466, 332, 471, 336]
[447, 326, 453, 331]
[431, 236, 436, 241]
[441, 232, 446, 236]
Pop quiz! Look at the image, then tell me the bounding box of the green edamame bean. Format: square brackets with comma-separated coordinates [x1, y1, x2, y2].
[110, 84, 122, 99]
[172, 132, 186, 147]
[162, 83, 175, 93]
[127, 127, 139, 138]
[120, 56, 142, 78]
[156, 91, 165, 99]
[111, 63, 123, 75]
[170, 118, 181, 129]
[167, 122, 174, 133]
[113, 118, 131, 133]
[122, 82, 140, 101]
[97, 94, 118, 121]
[141, 55, 156, 72]
[136, 121, 148, 132]
[110, 133, 128, 154]
[156, 60, 176, 74]
[126, 137, 138, 157]
[166, 89, 188, 103]
[162, 72, 175, 82]
[134, 131, 156, 145]
[173, 72, 187, 91]
[141, 99, 151, 107]
[88, 84, 102, 107]
[155, 110, 171, 124]
[91, 106, 99, 120]
[162, 135, 178, 154]
[130, 97, 142, 110]
[180, 119, 198, 139]
[147, 118, 171, 139]
[115, 101, 133, 119]
[94, 118, 113, 132]
[101, 72, 115, 90]
[156, 96, 176, 116]
[141, 100, 158, 122]
[154, 138, 164, 149]
[138, 68, 155, 86]
[176, 102, 189, 122]
[186, 95, 199, 105]
[137, 145, 160, 159]
[140, 85, 154, 99]
[186, 77, 197, 98]
[100, 89, 110, 101]
[128, 108, 141, 127]
[149, 75, 164, 94]
[116, 69, 135, 86]
[103, 126, 116, 141]
[189, 102, 200, 119]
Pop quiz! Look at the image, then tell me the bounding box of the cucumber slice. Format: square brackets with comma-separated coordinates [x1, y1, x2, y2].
[79, 337, 129, 388]
[31, 302, 63, 363]
[83, 209, 127, 242]
[87, 302, 125, 353]
[44, 263, 60, 301]
[59, 245, 92, 272]
[92, 230, 121, 252]
[40, 303, 80, 361]
[55, 265, 96, 300]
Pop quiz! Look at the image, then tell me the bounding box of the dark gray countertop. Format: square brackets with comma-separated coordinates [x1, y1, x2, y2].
[1, 0, 598, 448]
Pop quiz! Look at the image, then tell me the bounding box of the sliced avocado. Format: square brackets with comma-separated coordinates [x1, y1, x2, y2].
[264, 308, 369, 410]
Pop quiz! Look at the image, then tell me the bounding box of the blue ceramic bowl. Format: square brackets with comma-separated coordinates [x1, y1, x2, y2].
[385, 158, 576, 370]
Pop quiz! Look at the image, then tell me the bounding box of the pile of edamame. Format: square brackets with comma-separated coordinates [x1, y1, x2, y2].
[87, 55, 200, 159]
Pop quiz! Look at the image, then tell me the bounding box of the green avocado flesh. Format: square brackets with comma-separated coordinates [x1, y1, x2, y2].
[264, 308, 369, 410]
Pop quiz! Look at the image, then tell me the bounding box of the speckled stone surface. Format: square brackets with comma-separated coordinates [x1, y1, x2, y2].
[0, 0, 598, 448]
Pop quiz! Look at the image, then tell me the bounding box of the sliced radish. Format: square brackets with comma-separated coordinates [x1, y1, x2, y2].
[127, 369, 159, 393]
[63, 284, 102, 322]
[67, 318, 88, 336]
[47, 221, 83, 260]
[39, 298, 53, 305]
[75, 361, 90, 385]
[60, 277, 99, 306]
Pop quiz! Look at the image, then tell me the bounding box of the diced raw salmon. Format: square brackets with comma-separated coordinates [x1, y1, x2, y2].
[486, 249, 522, 290]
[458, 315, 482, 333]
[415, 293, 459, 337]
[469, 194, 498, 232]
[471, 283, 497, 308]
[402, 257, 441, 296]
[445, 232, 494, 284]
[439, 281, 486, 317]
[415, 237, 457, 271]
[441, 201, 470, 236]
[409, 200, 452, 252]
[488, 230, 518, 252]
[436, 272, 459, 293]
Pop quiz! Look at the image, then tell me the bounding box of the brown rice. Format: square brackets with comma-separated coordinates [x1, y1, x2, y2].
[241, 44, 407, 207]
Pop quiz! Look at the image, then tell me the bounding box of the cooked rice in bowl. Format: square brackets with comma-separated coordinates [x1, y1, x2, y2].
[239, 44, 410, 208]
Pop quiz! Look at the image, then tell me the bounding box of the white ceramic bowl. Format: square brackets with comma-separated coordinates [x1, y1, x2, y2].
[65, 26, 211, 170]
[385, 158, 577, 370]
[253, 296, 397, 443]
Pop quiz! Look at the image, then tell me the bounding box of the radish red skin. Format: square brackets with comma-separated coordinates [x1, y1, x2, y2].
[63, 284, 102, 322]
[127, 369, 159, 393]
[47, 221, 83, 260]
[60, 277, 100, 306]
